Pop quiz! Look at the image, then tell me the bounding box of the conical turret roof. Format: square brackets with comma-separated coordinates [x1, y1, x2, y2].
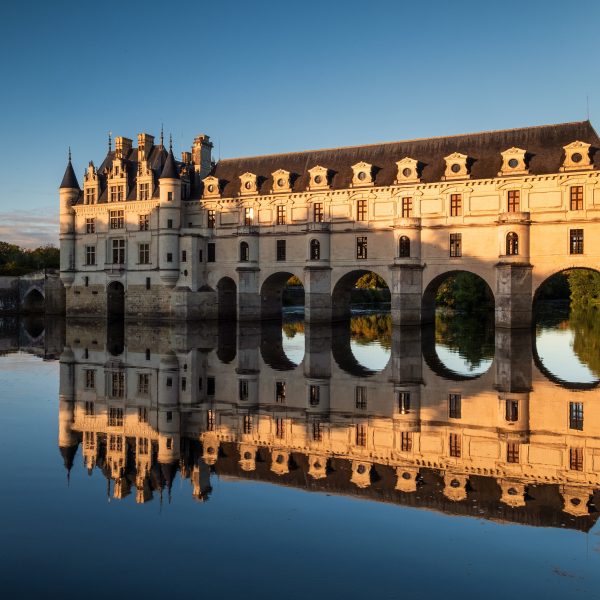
[160, 149, 180, 180]
[60, 157, 80, 189]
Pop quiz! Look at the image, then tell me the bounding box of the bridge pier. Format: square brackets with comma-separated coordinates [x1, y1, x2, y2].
[237, 267, 261, 321]
[391, 263, 424, 326]
[495, 263, 532, 328]
[304, 266, 332, 322]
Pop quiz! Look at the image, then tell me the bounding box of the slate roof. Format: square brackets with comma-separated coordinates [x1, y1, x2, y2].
[211, 121, 600, 198]
[160, 149, 180, 180]
[60, 159, 80, 189]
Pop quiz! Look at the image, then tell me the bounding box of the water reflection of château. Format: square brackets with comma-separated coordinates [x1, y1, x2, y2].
[55, 318, 600, 531]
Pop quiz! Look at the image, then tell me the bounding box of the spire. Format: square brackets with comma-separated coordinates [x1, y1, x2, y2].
[160, 147, 180, 180]
[160, 124, 164, 147]
[60, 149, 80, 189]
[108, 131, 112, 152]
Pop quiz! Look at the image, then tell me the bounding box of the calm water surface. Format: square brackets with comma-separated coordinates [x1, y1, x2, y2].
[2, 309, 600, 598]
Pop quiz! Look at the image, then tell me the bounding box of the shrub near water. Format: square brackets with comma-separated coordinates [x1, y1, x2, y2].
[0, 242, 59, 276]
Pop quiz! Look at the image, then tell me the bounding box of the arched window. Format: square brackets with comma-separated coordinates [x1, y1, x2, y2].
[506, 232, 519, 256]
[310, 239, 320, 260]
[399, 235, 411, 258]
[240, 241, 249, 262]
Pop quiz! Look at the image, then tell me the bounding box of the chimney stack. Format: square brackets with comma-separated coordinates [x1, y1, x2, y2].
[115, 136, 133, 159]
[137, 133, 155, 161]
[192, 134, 213, 177]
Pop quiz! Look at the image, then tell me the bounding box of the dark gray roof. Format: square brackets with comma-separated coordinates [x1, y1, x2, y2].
[160, 149, 180, 180]
[211, 121, 600, 197]
[60, 160, 80, 189]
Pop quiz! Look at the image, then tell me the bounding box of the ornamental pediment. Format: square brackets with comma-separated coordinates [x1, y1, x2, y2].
[351, 162, 373, 186]
[239, 172, 258, 195]
[561, 140, 593, 171]
[395, 157, 420, 183]
[271, 169, 291, 193]
[308, 165, 329, 190]
[443, 153, 469, 180]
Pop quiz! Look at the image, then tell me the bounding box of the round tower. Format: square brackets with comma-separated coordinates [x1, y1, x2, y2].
[59, 151, 80, 286]
[158, 146, 182, 286]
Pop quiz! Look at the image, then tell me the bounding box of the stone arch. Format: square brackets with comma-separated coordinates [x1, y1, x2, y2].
[106, 281, 125, 318]
[532, 266, 600, 305]
[260, 271, 304, 320]
[216, 277, 237, 320]
[260, 321, 303, 370]
[21, 288, 45, 313]
[331, 269, 391, 321]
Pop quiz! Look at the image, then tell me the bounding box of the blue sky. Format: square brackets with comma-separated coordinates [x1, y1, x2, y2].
[1, 0, 599, 246]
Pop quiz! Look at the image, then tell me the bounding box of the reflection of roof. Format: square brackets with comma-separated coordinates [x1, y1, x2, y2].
[59, 445, 78, 472]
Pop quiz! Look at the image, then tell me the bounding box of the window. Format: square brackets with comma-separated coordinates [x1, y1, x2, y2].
[507, 190, 520, 212]
[450, 194, 462, 217]
[166, 437, 173, 450]
[207, 410, 215, 432]
[570, 229, 584, 254]
[85, 245, 96, 266]
[138, 407, 148, 423]
[570, 186, 584, 210]
[310, 239, 320, 260]
[181, 377, 186, 391]
[199, 250, 203, 262]
[243, 415, 253, 434]
[112, 239, 125, 264]
[276, 205, 286, 225]
[276, 418, 285, 439]
[166, 253, 173, 263]
[356, 425, 367, 447]
[110, 185, 124, 202]
[166, 411, 173, 422]
[146, 277, 150, 290]
[108, 407, 124, 427]
[239, 380, 249, 401]
[449, 233, 462, 257]
[356, 199, 367, 221]
[355, 386, 367, 410]
[399, 236, 410, 258]
[402, 197, 413, 218]
[110, 210, 124, 229]
[145, 349, 151, 361]
[448, 393, 461, 419]
[84, 431, 95, 449]
[166, 377, 172, 388]
[207, 210, 216, 228]
[85, 369, 96, 389]
[167, 219, 173, 229]
[139, 243, 150, 264]
[401, 431, 412, 452]
[397, 392, 411, 414]
[109, 435, 123, 452]
[85, 188, 96, 204]
[313, 202, 323, 222]
[309, 385, 320, 406]
[449, 433, 461, 457]
[138, 438, 149, 455]
[207, 377, 215, 395]
[312, 421, 322, 442]
[207, 243, 216, 262]
[139, 183, 150, 201]
[570, 447, 583, 471]
[137, 373, 149, 395]
[181, 250, 187, 262]
[569, 402, 584, 431]
[139, 214, 149, 230]
[244, 207, 253, 226]
[276, 239, 286, 261]
[276, 381, 286, 403]
[240, 241, 249, 262]
[85, 218, 96, 233]
[84, 401, 95, 416]
[507, 442, 519, 463]
[505, 400, 519, 422]
[167, 191, 173, 202]
[356, 236, 367, 260]
[110, 372, 125, 398]
[506, 232, 519, 256]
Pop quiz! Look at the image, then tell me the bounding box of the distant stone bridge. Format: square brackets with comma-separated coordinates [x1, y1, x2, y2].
[0, 270, 65, 315]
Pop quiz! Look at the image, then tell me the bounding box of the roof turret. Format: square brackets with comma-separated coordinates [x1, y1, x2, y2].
[60, 149, 80, 189]
[160, 148, 180, 180]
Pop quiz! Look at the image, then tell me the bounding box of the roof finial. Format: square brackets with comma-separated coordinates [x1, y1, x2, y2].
[108, 131, 112, 152]
[68, 146, 72, 163]
[160, 124, 164, 147]
[169, 133, 173, 152]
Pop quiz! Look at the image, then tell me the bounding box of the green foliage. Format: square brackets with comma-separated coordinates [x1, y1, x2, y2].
[287, 275, 302, 286]
[350, 314, 392, 349]
[0, 242, 59, 276]
[566, 269, 600, 307]
[569, 305, 600, 378]
[435, 272, 493, 312]
[355, 273, 388, 289]
[535, 272, 570, 301]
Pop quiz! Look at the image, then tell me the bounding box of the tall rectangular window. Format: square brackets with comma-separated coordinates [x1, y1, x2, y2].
[85, 188, 96, 204]
[85, 218, 95, 234]
[207, 210, 216, 228]
[139, 243, 150, 264]
[84, 401, 95, 416]
[244, 207, 253, 226]
[401, 431, 412, 452]
[355, 386, 367, 410]
[356, 236, 368, 260]
[570, 447, 583, 471]
[505, 400, 519, 422]
[138, 438, 149, 455]
[449, 433, 461, 457]
[276, 239, 286, 261]
[112, 239, 125, 264]
[313, 202, 323, 223]
[449, 233, 462, 257]
[239, 380, 249, 401]
[276, 418, 285, 439]
[312, 421, 322, 442]
[207, 243, 216, 262]
[85, 245, 96, 266]
[356, 199, 367, 221]
[569, 401, 584, 431]
[450, 194, 462, 216]
[207, 376, 215, 395]
[507, 190, 520, 212]
[84, 431, 95, 449]
[507, 442, 519, 463]
[109, 435, 123, 452]
[110, 185, 124, 202]
[108, 407, 124, 427]
[397, 391, 411, 414]
[309, 385, 320, 406]
[207, 410, 215, 432]
[570, 186, 584, 210]
[275, 381, 286, 403]
[276, 205, 286, 225]
[139, 183, 150, 201]
[356, 424, 367, 447]
[85, 369, 95, 389]
[402, 197, 412, 218]
[138, 407, 148, 423]
[570, 229, 583, 254]
[181, 250, 187, 262]
[137, 373, 149, 395]
[110, 210, 124, 229]
[243, 415, 253, 434]
[448, 393, 461, 419]
[110, 372, 125, 398]
[139, 214, 149, 230]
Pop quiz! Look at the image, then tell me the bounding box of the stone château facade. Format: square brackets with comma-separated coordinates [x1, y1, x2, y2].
[59, 122, 600, 325]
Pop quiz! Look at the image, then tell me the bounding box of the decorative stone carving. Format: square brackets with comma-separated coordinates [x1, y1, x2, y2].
[499, 147, 529, 176]
[561, 141, 593, 171]
[443, 152, 469, 180]
[395, 157, 420, 184]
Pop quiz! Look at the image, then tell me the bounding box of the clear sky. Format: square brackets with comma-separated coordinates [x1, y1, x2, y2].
[1, 0, 599, 246]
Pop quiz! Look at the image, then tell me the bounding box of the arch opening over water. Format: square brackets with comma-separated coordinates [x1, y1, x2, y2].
[22, 289, 45, 314]
[106, 281, 125, 318]
[217, 277, 237, 320]
[331, 270, 390, 321]
[261, 273, 305, 321]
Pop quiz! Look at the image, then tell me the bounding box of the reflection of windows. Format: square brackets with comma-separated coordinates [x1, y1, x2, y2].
[207, 410, 215, 431]
[84, 401, 95, 416]
[137, 373, 149, 395]
[355, 386, 367, 410]
[85, 369, 96, 389]
[243, 415, 253, 434]
[569, 402, 584, 431]
[448, 393, 461, 419]
[239, 380, 249, 401]
[276, 418, 285, 439]
[450, 194, 462, 217]
[505, 400, 519, 422]
[570, 229, 584, 254]
[138, 407, 148, 423]
[449, 433, 461, 457]
[570, 186, 584, 211]
[507, 190, 520, 212]
[570, 447, 583, 471]
[109, 435, 123, 451]
[312, 421, 322, 441]
[138, 438, 149, 455]
[402, 197, 412, 218]
[449, 233, 462, 257]
[276, 381, 286, 403]
[397, 392, 411, 414]
[309, 385, 320, 406]
[401, 431, 412, 452]
[356, 424, 367, 447]
[207, 377, 215, 396]
[84, 431, 95, 449]
[108, 407, 123, 427]
[110, 372, 124, 398]
[356, 236, 368, 260]
[507, 442, 519, 463]
[166, 437, 173, 450]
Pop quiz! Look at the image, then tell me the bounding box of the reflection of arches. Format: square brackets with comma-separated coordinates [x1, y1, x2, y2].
[331, 322, 377, 377]
[506, 232, 519, 255]
[399, 236, 410, 258]
[107, 281, 125, 317]
[217, 320, 237, 363]
[310, 239, 320, 260]
[22, 288, 45, 313]
[260, 321, 302, 370]
[107, 319, 124, 356]
[239, 242, 249, 262]
[422, 270, 495, 324]
[217, 277, 237, 320]
[261, 272, 304, 320]
[331, 270, 391, 321]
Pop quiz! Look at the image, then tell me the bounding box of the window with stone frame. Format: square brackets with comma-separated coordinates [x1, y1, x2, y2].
[507, 190, 520, 212]
[85, 245, 96, 266]
[139, 182, 150, 201]
[207, 243, 216, 262]
[138, 243, 150, 265]
[110, 210, 124, 229]
[139, 214, 149, 230]
[570, 186, 584, 210]
[276, 205, 286, 225]
[313, 202, 323, 222]
[356, 199, 367, 221]
[276, 239, 286, 261]
[450, 194, 462, 217]
[207, 210, 216, 228]
[402, 197, 413, 218]
[449, 233, 462, 257]
[570, 229, 584, 254]
[399, 236, 410, 258]
[356, 236, 368, 260]
[137, 373, 150, 395]
[85, 188, 96, 204]
[310, 239, 320, 260]
[85, 218, 95, 233]
[244, 207, 253, 226]
[112, 239, 125, 264]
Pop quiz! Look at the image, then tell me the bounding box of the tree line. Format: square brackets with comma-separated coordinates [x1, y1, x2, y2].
[0, 242, 60, 276]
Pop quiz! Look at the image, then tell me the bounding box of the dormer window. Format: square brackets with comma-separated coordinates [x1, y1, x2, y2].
[395, 157, 420, 184]
[202, 176, 221, 199]
[239, 172, 258, 195]
[561, 141, 593, 171]
[443, 153, 469, 180]
[308, 165, 329, 190]
[499, 147, 528, 176]
[351, 162, 374, 186]
[272, 169, 291, 193]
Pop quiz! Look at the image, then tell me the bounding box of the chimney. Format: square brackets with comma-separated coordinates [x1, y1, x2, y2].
[181, 151, 192, 164]
[192, 134, 213, 177]
[137, 133, 155, 161]
[115, 136, 133, 159]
